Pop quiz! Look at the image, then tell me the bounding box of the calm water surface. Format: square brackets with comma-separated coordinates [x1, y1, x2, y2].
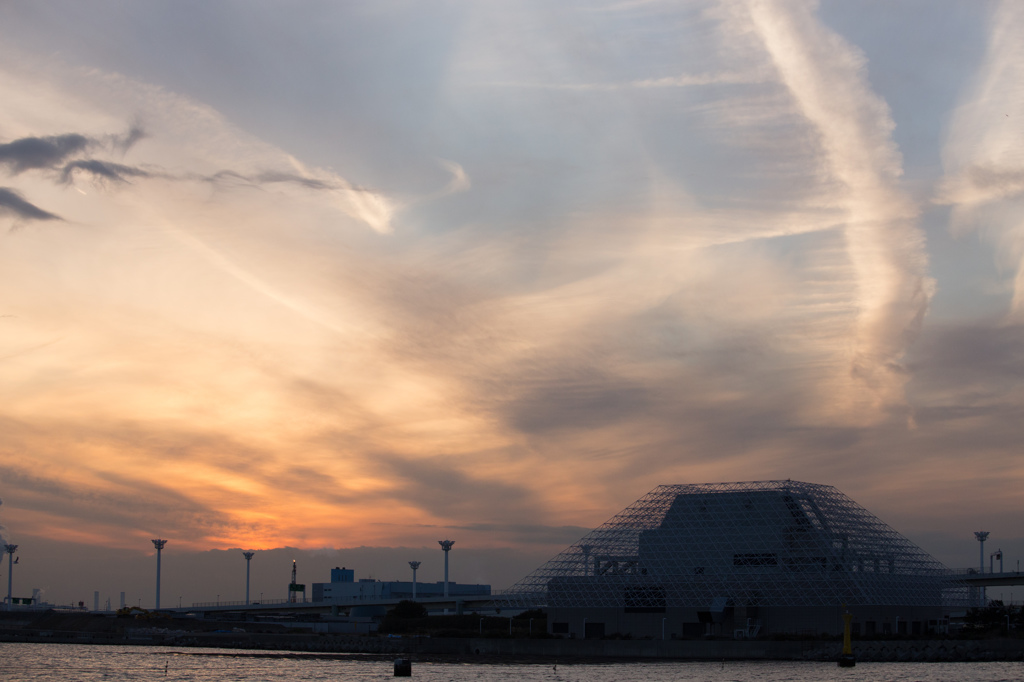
[2, 643, 1022, 682]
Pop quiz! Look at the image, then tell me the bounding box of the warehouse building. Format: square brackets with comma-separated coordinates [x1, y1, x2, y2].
[312, 566, 490, 603]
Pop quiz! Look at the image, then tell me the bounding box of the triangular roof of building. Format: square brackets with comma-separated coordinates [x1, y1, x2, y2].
[502, 480, 968, 609]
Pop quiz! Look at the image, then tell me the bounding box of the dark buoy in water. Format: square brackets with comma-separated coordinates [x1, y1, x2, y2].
[394, 658, 412, 676]
[837, 610, 855, 667]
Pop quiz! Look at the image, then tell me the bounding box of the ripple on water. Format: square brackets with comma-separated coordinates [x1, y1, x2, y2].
[2, 642, 1023, 682]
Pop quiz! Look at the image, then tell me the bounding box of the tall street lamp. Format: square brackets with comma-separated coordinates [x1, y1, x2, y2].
[438, 540, 454, 598]
[152, 539, 167, 610]
[243, 551, 256, 606]
[408, 561, 421, 600]
[4, 544, 17, 610]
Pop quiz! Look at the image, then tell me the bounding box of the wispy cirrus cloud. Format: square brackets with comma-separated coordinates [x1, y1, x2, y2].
[0, 0, 1020, 606]
[936, 1, 1024, 320]
[481, 70, 764, 91]
[739, 0, 932, 421]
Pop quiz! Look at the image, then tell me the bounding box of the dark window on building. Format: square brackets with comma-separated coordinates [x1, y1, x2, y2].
[912, 621, 922, 635]
[552, 622, 569, 634]
[897, 620, 907, 635]
[781, 556, 827, 571]
[584, 622, 605, 639]
[882, 622, 891, 635]
[851, 622, 861, 636]
[734, 553, 778, 566]
[865, 621, 876, 635]
[624, 585, 666, 613]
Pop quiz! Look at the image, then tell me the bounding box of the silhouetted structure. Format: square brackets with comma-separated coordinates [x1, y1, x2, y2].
[502, 481, 969, 638]
[151, 539, 166, 610]
[409, 561, 421, 600]
[4, 544, 17, 610]
[243, 551, 255, 605]
[439, 540, 454, 598]
[311, 565, 489, 603]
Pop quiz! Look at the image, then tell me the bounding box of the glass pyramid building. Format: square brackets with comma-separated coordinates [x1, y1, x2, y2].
[502, 481, 968, 611]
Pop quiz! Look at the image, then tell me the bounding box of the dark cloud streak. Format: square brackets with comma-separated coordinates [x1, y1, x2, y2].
[203, 169, 376, 193]
[0, 187, 61, 223]
[367, 451, 542, 523]
[60, 159, 151, 184]
[0, 462, 226, 538]
[909, 322, 1024, 383]
[447, 522, 593, 545]
[0, 134, 89, 173]
[113, 120, 146, 154]
[255, 171, 333, 190]
[968, 164, 1024, 196]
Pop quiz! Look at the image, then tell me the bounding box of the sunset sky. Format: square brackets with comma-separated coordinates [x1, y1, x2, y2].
[2, 0, 1024, 606]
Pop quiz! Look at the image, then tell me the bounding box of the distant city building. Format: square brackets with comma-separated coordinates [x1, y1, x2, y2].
[312, 566, 490, 603]
[501, 480, 970, 639]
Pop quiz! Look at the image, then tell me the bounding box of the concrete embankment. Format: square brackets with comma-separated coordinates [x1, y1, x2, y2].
[3, 613, 1024, 661]
[6, 631, 1024, 662]
[436, 637, 1024, 662]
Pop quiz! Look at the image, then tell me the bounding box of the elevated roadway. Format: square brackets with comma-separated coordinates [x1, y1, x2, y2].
[170, 593, 505, 618]
[953, 570, 1024, 588]
[169, 571, 1024, 618]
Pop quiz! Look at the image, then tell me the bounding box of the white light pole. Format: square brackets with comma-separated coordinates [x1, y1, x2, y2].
[976, 531, 989, 573]
[438, 540, 454, 598]
[975, 531, 989, 606]
[408, 561, 421, 600]
[243, 551, 256, 605]
[4, 544, 17, 610]
[152, 539, 167, 610]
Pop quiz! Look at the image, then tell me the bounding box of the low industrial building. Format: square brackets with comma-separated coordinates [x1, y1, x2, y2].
[503, 480, 968, 638]
[312, 566, 490, 603]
